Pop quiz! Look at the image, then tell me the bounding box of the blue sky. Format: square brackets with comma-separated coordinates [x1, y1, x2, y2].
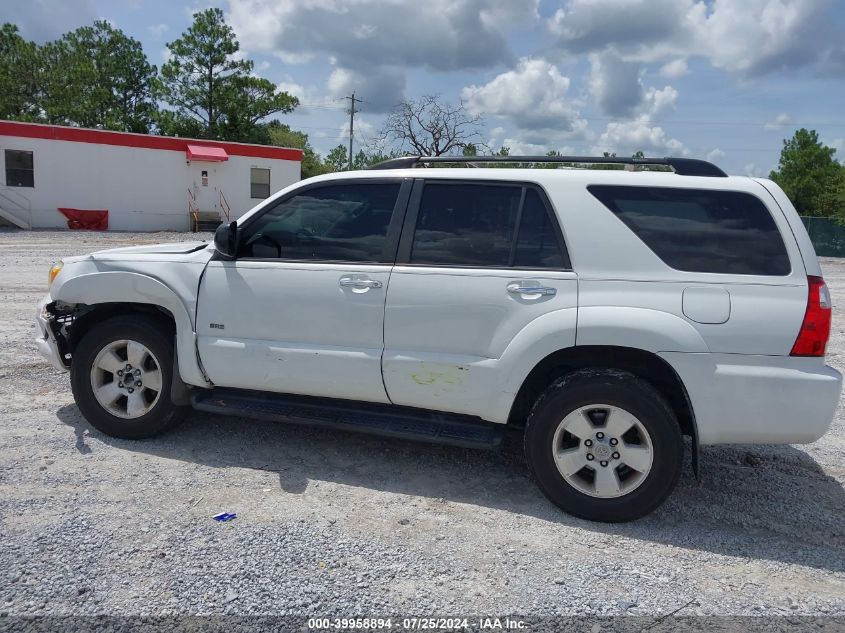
[6, 0, 845, 175]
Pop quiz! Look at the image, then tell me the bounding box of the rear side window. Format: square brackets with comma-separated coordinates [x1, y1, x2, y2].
[410, 183, 568, 268]
[411, 183, 520, 267]
[588, 185, 790, 275]
[514, 189, 565, 268]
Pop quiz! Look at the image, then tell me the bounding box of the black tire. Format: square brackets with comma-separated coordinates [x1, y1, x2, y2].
[524, 369, 683, 522]
[71, 315, 188, 439]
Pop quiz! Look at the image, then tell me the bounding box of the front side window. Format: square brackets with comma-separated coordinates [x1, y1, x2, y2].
[5, 150, 33, 187]
[237, 182, 400, 262]
[588, 185, 791, 275]
[250, 167, 270, 199]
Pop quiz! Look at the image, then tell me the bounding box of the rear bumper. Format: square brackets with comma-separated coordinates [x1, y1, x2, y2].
[661, 352, 842, 445]
[34, 295, 68, 371]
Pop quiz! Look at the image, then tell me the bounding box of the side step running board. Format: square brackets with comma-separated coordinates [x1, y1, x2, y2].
[191, 388, 504, 449]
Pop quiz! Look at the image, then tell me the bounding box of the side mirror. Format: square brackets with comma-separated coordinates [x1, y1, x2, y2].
[214, 221, 238, 259]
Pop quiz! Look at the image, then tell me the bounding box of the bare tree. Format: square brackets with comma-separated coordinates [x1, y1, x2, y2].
[378, 94, 484, 156]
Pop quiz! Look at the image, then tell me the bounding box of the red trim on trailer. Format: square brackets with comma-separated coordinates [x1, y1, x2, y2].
[0, 120, 302, 162]
[187, 144, 228, 162]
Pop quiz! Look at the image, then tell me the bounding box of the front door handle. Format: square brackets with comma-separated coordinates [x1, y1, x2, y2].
[339, 275, 383, 290]
[507, 282, 556, 296]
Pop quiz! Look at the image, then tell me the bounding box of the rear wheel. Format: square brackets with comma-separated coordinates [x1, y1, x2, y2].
[71, 315, 187, 439]
[524, 369, 683, 522]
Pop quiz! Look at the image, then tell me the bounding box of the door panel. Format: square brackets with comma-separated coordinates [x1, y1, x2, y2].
[197, 261, 391, 402]
[195, 178, 409, 403]
[383, 267, 577, 416]
[382, 179, 577, 418]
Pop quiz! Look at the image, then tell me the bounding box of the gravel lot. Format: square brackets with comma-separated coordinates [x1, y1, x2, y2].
[0, 230, 843, 623]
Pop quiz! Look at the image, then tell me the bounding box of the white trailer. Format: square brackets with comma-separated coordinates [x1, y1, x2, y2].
[0, 120, 302, 231]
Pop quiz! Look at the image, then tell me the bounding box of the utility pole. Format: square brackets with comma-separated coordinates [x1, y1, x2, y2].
[345, 93, 359, 170]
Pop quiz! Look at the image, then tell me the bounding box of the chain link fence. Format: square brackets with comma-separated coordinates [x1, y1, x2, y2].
[801, 216, 845, 257]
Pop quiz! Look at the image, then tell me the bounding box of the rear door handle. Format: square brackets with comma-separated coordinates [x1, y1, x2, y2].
[339, 275, 383, 290]
[507, 282, 556, 296]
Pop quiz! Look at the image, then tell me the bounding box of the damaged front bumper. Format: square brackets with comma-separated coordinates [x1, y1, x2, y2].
[35, 295, 70, 371]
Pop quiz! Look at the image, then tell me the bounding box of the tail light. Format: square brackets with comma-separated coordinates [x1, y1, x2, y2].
[790, 276, 832, 357]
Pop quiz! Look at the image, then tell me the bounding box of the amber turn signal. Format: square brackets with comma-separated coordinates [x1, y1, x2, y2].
[48, 262, 63, 288]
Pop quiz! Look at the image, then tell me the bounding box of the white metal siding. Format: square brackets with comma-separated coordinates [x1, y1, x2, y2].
[0, 135, 300, 231]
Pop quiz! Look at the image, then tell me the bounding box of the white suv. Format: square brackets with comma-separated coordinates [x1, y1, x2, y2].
[35, 155, 842, 522]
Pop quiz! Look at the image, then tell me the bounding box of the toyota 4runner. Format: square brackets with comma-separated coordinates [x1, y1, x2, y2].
[35, 155, 842, 522]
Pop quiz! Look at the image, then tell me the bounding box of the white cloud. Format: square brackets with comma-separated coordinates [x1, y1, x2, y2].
[338, 116, 377, 141]
[659, 58, 689, 79]
[461, 58, 595, 154]
[743, 163, 766, 177]
[548, 0, 845, 77]
[499, 139, 555, 155]
[148, 23, 168, 39]
[352, 24, 377, 40]
[462, 58, 579, 130]
[468, 58, 685, 156]
[643, 86, 678, 119]
[274, 80, 330, 113]
[276, 80, 306, 97]
[273, 51, 314, 65]
[339, 117, 377, 145]
[230, 49, 248, 63]
[827, 138, 845, 160]
[707, 148, 726, 162]
[594, 117, 686, 156]
[698, 0, 833, 76]
[464, 56, 685, 156]
[764, 112, 792, 130]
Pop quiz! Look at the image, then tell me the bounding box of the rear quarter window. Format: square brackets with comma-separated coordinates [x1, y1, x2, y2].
[588, 185, 791, 276]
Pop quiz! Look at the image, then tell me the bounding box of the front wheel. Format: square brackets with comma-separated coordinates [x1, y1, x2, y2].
[70, 315, 187, 439]
[524, 369, 683, 522]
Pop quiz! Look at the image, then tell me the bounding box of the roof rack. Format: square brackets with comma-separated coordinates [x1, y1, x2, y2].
[366, 155, 728, 177]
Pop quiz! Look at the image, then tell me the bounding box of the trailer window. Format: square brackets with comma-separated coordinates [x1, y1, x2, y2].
[5, 150, 33, 187]
[250, 168, 270, 199]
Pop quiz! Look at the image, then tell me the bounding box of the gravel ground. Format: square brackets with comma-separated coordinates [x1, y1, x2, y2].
[0, 230, 843, 623]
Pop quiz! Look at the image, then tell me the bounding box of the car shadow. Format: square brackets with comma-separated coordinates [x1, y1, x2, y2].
[56, 403, 845, 573]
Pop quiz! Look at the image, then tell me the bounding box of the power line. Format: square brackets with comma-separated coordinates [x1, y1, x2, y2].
[558, 114, 845, 128]
[294, 103, 845, 127]
[291, 101, 845, 130]
[296, 104, 348, 111]
[279, 125, 346, 131]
